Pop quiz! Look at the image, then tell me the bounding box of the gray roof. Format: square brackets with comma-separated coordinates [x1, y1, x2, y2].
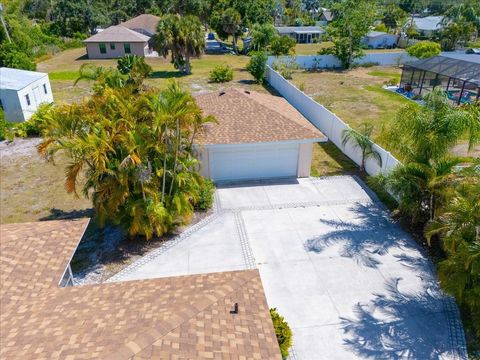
[84, 25, 150, 43]
[366, 31, 397, 38]
[0, 67, 48, 91]
[411, 16, 444, 31]
[320, 8, 334, 21]
[276, 26, 325, 35]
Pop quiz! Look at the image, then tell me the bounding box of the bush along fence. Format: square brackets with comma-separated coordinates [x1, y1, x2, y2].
[266, 65, 401, 177]
[268, 52, 418, 69]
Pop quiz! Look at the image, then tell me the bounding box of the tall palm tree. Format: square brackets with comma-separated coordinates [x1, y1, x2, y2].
[155, 14, 204, 74]
[342, 123, 382, 172]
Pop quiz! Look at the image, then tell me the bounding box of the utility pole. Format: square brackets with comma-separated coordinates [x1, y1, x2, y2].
[0, 3, 11, 43]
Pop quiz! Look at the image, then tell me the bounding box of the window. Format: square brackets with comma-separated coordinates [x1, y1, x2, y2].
[0, 99, 3, 110]
[43, 84, 48, 94]
[124, 43, 131, 54]
[25, 94, 31, 106]
[110, 43, 115, 50]
[99, 43, 107, 54]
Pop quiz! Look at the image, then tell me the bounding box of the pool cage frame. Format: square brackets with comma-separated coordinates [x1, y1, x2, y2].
[399, 56, 480, 105]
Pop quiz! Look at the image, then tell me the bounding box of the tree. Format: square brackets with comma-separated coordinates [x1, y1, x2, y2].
[270, 308, 293, 359]
[155, 14, 204, 74]
[406, 41, 441, 59]
[326, 0, 376, 69]
[438, 22, 476, 51]
[0, 43, 36, 70]
[270, 35, 296, 56]
[38, 80, 214, 239]
[246, 51, 267, 83]
[219, 8, 242, 54]
[250, 23, 277, 51]
[341, 123, 382, 172]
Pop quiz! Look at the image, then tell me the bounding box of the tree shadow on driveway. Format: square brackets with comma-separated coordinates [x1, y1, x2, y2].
[340, 277, 464, 359]
[303, 203, 402, 268]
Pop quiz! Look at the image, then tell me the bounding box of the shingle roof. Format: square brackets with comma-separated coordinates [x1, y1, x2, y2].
[84, 25, 150, 43]
[195, 88, 326, 145]
[0, 67, 48, 91]
[121, 14, 160, 36]
[275, 26, 325, 34]
[411, 16, 444, 31]
[0, 220, 281, 360]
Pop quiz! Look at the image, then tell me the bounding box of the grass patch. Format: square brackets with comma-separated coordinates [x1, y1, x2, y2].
[48, 70, 79, 80]
[310, 142, 360, 177]
[367, 70, 401, 82]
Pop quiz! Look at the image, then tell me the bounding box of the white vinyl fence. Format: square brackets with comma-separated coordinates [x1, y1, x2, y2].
[268, 52, 418, 69]
[266, 66, 401, 176]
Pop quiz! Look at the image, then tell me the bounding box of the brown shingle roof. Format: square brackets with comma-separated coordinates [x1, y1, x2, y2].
[84, 25, 150, 43]
[195, 88, 325, 145]
[121, 14, 160, 36]
[0, 220, 281, 359]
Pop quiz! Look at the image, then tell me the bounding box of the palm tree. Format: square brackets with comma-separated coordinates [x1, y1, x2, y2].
[341, 123, 382, 172]
[155, 14, 204, 74]
[220, 8, 242, 54]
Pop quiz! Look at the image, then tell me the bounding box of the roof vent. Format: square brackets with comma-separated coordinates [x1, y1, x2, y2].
[244, 90, 250, 94]
[219, 91, 226, 96]
[230, 302, 239, 314]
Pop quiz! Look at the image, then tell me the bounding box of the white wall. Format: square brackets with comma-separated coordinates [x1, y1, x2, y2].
[86, 42, 148, 59]
[266, 66, 401, 177]
[268, 52, 418, 69]
[1, 75, 53, 122]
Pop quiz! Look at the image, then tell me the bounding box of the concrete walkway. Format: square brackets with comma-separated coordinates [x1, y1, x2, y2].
[108, 176, 467, 360]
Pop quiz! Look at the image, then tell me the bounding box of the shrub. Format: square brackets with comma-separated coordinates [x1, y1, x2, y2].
[270, 35, 296, 56]
[195, 179, 215, 210]
[208, 64, 233, 83]
[406, 41, 441, 59]
[0, 43, 36, 71]
[270, 308, 293, 359]
[247, 51, 268, 84]
[272, 57, 298, 79]
[384, 77, 398, 86]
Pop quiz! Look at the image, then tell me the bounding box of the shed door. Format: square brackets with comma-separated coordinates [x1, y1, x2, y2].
[32, 86, 42, 106]
[209, 143, 299, 181]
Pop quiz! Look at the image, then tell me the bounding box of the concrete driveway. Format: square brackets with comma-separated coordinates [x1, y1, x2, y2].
[108, 176, 466, 360]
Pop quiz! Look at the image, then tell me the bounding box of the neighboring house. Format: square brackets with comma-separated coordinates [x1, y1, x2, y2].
[361, 31, 399, 49]
[83, 25, 150, 59]
[405, 16, 444, 38]
[195, 88, 327, 182]
[318, 8, 334, 26]
[121, 14, 160, 37]
[0, 219, 282, 359]
[0, 67, 53, 122]
[275, 26, 325, 43]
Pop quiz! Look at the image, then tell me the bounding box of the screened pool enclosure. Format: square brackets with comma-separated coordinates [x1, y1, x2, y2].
[399, 55, 480, 105]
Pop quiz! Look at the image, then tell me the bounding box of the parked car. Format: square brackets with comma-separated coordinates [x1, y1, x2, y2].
[207, 32, 215, 40]
[466, 48, 480, 55]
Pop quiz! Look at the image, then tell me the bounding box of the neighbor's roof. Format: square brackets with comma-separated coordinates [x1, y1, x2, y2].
[275, 26, 325, 34]
[406, 55, 480, 87]
[84, 25, 150, 43]
[320, 8, 334, 21]
[0, 219, 281, 360]
[411, 16, 444, 31]
[195, 88, 326, 145]
[121, 14, 160, 35]
[366, 31, 396, 38]
[0, 67, 48, 91]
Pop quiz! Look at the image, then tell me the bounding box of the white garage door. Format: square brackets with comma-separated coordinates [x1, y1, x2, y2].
[210, 143, 299, 181]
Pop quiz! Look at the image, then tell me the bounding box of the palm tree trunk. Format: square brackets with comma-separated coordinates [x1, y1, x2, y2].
[169, 119, 180, 196]
[232, 34, 238, 54]
[161, 128, 167, 204]
[430, 194, 435, 221]
[185, 54, 192, 74]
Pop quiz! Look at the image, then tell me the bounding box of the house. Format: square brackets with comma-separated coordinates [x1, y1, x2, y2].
[318, 8, 334, 26]
[83, 25, 150, 59]
[195, 88, 327, 182]
[275, 26, 325, 44]
[0, 67, 53, 122]
[405, 16, 444, 38]
[0, 219, 282, 359]
[361, 31, 399, 49]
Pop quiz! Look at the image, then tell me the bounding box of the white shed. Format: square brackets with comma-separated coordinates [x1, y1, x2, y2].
[0, 67, 54, 122]
[362, 31, 399, 49]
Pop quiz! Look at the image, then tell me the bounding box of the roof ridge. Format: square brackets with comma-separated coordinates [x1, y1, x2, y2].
[104, 270, 259, 360]
[238, 89, 322, 136]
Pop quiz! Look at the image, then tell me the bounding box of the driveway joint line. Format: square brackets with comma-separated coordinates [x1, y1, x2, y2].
[233, 211, 256, 269]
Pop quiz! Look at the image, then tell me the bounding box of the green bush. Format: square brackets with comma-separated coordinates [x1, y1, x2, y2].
[270, 308, 293, 359]
[270, 35, 296, 56]
[246, 51, 268, 84]
[195, 179, 215, 210]
[406, 41, 441, 59]
[208, 64, 234, 83]
[0, 43, 36, 70]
